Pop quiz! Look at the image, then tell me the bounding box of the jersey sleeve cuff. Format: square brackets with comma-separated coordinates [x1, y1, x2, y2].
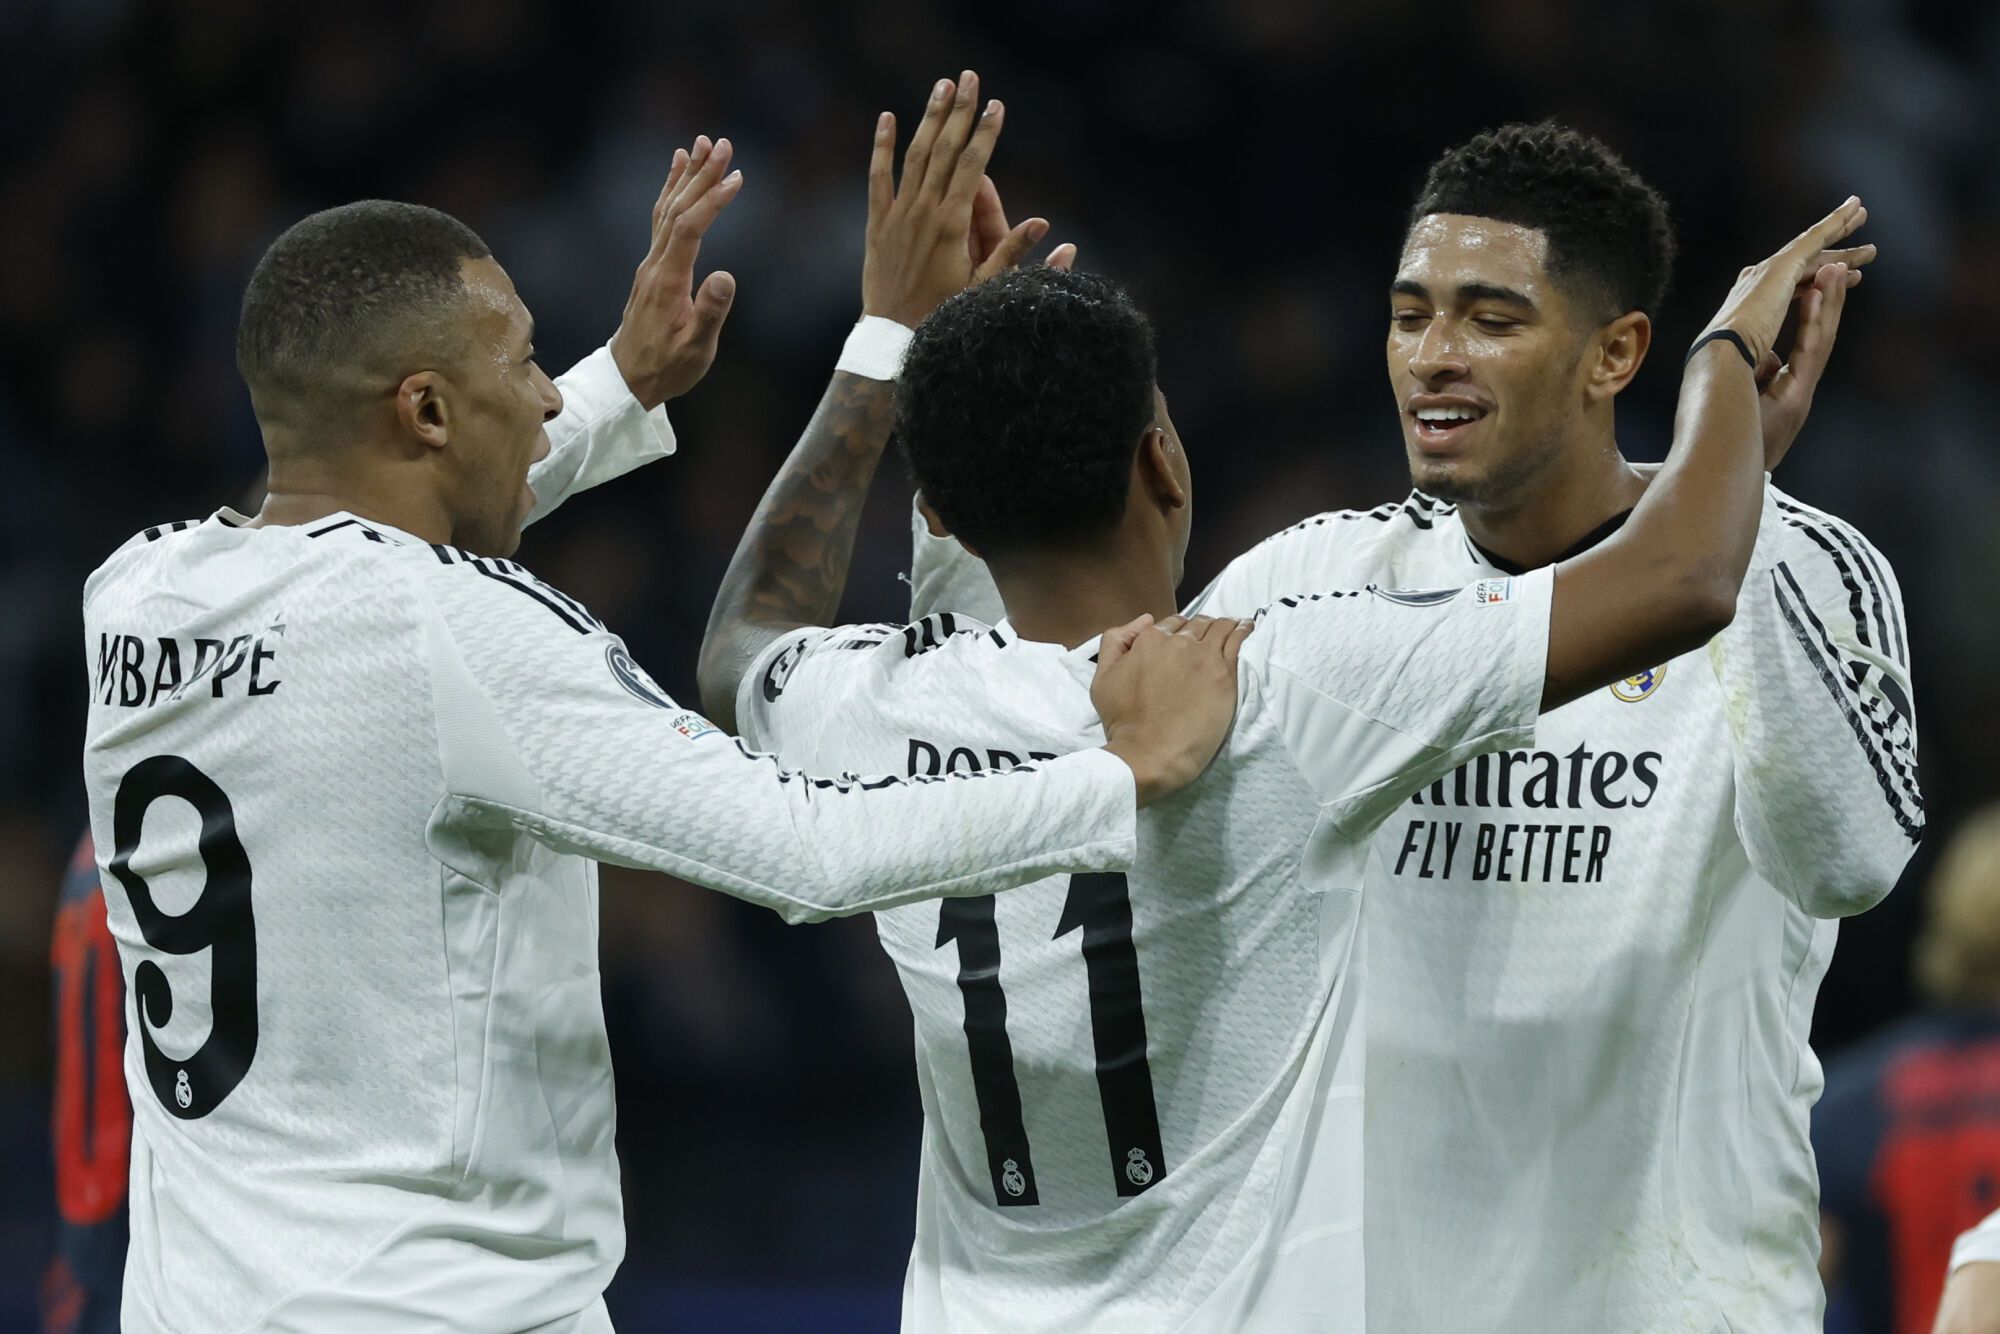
[553, 344, 676, 460]
[1045, 747, 1140, 866]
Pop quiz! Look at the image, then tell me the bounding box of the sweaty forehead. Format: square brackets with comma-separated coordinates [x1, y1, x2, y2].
[1396, 214, 1552, 296]
[458, 255, 531, 344]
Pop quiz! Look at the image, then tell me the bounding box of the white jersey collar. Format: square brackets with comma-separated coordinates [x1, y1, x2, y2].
[209, 507, 438, 548]
[992, 617, 1107, 666]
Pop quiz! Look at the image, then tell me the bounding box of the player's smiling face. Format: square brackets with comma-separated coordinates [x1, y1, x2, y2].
[1387, 215, 1595, 507]
[447, 257, 561, 556]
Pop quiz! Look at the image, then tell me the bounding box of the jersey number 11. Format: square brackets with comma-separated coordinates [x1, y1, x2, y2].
[935, 872, 1165, 1207]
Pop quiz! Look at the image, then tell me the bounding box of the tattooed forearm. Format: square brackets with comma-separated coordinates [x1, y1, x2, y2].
[699, 371, 895, 728]
[739, 372, 894, 628]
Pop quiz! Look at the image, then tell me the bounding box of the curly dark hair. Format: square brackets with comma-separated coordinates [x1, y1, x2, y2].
[237, 200, 492, 408]
[1410, 121, 1676, 321]
[897, 266, 1158, 561]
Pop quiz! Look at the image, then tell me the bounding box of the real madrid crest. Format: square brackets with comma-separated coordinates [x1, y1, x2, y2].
[1611, 664, 1667, 703]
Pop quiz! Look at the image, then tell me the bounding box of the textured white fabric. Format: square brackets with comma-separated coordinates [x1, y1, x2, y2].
[1954, 1210, 2000, 1273]
[83, 365, 1138, 1333]
[526, 344, 675, 525]
[737, 568, 1552, 1333]
[913, 481, 1921, 1332]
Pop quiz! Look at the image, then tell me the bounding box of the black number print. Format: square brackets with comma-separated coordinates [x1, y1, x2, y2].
[1053, 872, 1165, 1197]
[934, 872, 1165, 1205]
[937, 896, 1039, 1206]
[106, 755, 258, 1120]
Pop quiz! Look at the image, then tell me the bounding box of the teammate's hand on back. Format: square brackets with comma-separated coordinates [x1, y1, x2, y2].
[1699, 195, 1872, 386]
[608, 134, 744, 408]
[1754, 247, 1864, 472]
[862, 70, 1074, 329]
[1093, 614, 1254, 807]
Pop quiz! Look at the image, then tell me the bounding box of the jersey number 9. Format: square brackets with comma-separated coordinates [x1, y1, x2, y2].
[106, 755, 259, 1120]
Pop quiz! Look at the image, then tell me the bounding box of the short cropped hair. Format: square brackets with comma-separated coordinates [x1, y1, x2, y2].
[897, 266, 1157, 561]
[1410, 121, 1676, 321]
[236, 200, 492, 406]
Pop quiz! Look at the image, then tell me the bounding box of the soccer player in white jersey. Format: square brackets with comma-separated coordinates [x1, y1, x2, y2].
[698, 76, 1873, 1331]
[1937, 1210, 2000, 1334]
[79, 131, 1248, 1332]
[908, 122, 1921, 1331]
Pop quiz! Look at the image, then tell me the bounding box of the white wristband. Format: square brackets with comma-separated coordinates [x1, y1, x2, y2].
[836, 316, 915, 382]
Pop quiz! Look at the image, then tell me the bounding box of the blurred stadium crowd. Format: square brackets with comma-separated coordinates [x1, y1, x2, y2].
[2, 0, 1997, 1325]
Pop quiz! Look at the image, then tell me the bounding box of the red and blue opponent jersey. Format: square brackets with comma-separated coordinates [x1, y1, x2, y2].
[1815, 1009, 2000, 1334]
[43, 831, 129, 1334]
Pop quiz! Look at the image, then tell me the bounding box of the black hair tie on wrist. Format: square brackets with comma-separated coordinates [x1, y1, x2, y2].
[1685, 327, 1758, 369]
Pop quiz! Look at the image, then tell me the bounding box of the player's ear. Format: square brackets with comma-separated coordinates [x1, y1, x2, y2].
[1587, 311, 1651, 404]
[1139, 427, 1188, 513]
[394, 370, 451, 451]
[917, 494, 979, 556]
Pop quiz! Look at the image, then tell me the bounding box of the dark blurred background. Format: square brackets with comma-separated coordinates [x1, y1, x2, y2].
[3, 0, 1997, 1329]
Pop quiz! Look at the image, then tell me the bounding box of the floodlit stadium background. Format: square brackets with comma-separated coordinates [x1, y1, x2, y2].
[2, 0, 1996, 1328]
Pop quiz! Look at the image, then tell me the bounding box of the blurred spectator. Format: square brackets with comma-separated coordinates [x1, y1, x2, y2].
[40, 832, 126, 1334]
[1819, 807, 2000, 1334]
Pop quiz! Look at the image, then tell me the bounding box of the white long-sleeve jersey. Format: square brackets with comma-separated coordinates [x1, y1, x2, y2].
[912, 479, 1922, 1333]
[737, 570, 1553, 1333]
[82, 350, 1140, 1334]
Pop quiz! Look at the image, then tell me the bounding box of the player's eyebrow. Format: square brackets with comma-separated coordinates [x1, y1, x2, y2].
[1391, 279, 1538, 312]
[1455, 281, 1536, 310]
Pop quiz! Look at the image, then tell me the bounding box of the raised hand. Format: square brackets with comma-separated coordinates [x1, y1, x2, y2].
[608, 135, 744, 408]
[1093, 614, 1253, 807]
[1703, 196, 1873, 375]
[862, 71, 1074, 328]
[1755, 255, 1862, 471]
[971, 175, 1078, 277]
